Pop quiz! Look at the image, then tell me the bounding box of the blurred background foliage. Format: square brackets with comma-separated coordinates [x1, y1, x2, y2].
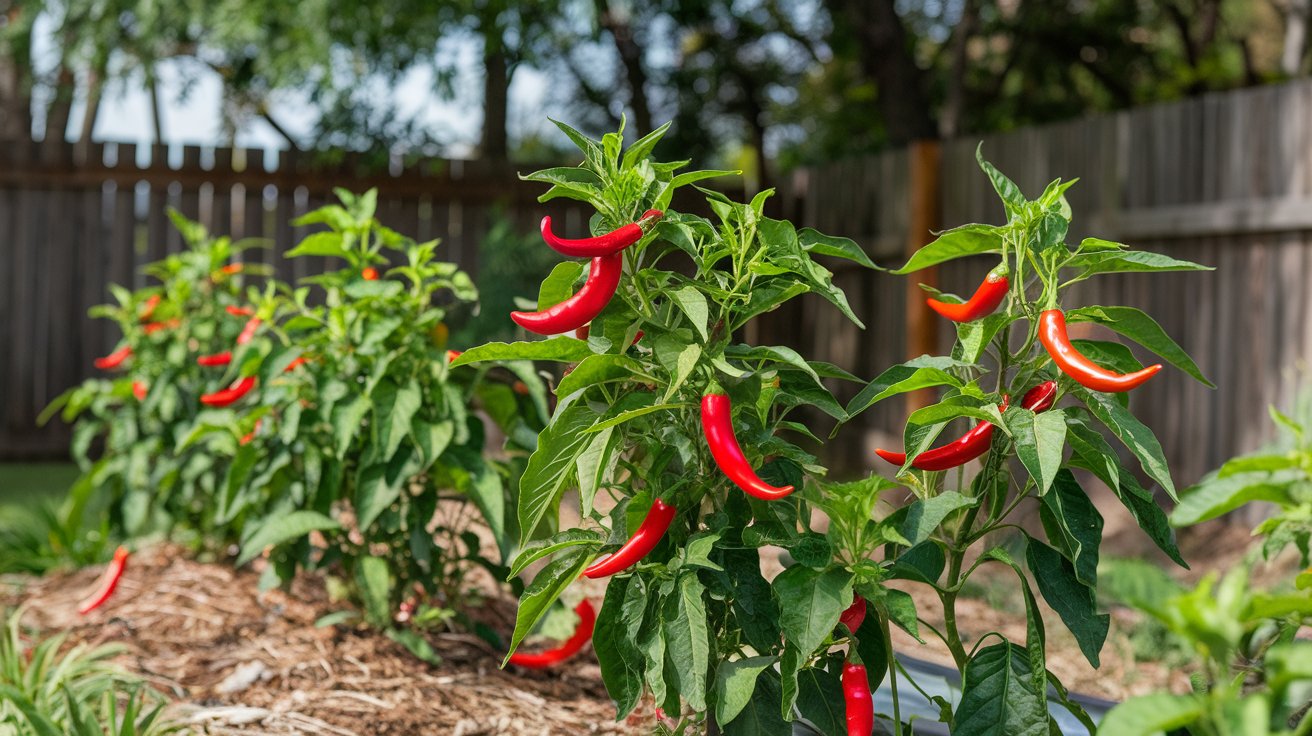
[1, 0, 1307, 186]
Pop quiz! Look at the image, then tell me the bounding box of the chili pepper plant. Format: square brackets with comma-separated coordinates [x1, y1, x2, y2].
[182, 190, 550, 656]
[829, 148, 1215, 734]
[456, 120, 878, 731]
[42, 212, 265, 549]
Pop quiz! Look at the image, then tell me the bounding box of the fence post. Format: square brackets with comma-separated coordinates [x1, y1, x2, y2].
[905, 139, 942, 416]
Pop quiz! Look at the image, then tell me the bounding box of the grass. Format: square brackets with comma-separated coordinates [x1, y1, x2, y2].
[0, 463, 78, 510]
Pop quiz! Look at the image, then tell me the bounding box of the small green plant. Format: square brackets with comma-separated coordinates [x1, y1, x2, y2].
[0, 609, 179, 736]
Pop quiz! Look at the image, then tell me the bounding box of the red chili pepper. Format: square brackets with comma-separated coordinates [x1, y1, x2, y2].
[362, 267, 379, 281]
[511, 253, 623, 335]
[583, 499, 677, 579]
[540, 209, 663, 257]
[1019, 380, 1058, 413]
[226, 305, 255, 318]
[701, 393, 794, 500]
[236, 317, 261, 345]
[513, 380, 530, 395]
[239, 418, 262, 446]
[221, 263, 243, 275]
[926, 265, 1009, 322]
[875, 395, 1013, 471]
[446, 350, 462, 363]
[78, 546, 129, 615]
[839, 596, 866, 633]
[843, 662, 874, 736]
[142, 318, 179, 335]
[138, 294, 161, 321]
[94, 345, 132, 370]
[197, 351, 233, 367]
[1038, 309, 1161, 392]
[201, 376, 256, 407]
[508, 599, 596, 668]
[284, 356, 308, 372]
[132, 381, 148, 401]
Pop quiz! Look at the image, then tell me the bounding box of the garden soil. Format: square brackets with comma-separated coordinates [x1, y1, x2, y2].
[0, 519, 1282, 735]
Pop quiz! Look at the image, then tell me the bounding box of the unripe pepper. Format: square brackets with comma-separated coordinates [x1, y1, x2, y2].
[201, 376, 256, 407]
[583, 499, 677, 579]
[511, 253, 623, 335]
[1038, 309, 1161, 392]
[508, 599, 596, 668]
[926, 265, 1009, 322]
[701, 393, 794, 500]
[78, 546, 129, 614]
[94, 345, 132, 370]
[540, 209, 663, 257]
[843, 662, 874, 736]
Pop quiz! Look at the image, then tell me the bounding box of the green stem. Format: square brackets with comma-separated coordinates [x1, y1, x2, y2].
[881, 612, 904, 736]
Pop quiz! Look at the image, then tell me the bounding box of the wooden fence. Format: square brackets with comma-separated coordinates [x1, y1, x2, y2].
[773, 78, 1312, 493]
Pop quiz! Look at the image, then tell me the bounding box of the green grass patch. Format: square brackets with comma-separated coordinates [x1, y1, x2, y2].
[0, 463, 77, 509]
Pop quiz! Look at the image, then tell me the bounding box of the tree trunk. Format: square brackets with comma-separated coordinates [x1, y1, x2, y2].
[824, 0, 937, 144]
[79, 67, 102, 143]
[595, 0, 652, 136]
[148, 71, 165, 145]
[43, 66, 75, 142]
[1283, 0, 1311, 75]
[482, 41, 510, 162]
[0, 4, 33, 140]
[939, 0, 978, 139]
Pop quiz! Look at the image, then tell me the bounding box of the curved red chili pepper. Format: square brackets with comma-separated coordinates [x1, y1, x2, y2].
[540, 209, 662, 257]
[875, 395, 1012, 471]
[701, 393, 794, 500]
[94, 345, 132, 370]
[78, 546, 129, 615]
[839, 596, 866, 633]
[138, 294, 161, 321]
[926, 265, 1009, 322]
[236, 317, 262, 346]
[284, 356, 308, 372]
[201, 376, 256, 407]
[226, 305, 255, 318]
[583, 499, 677, 579]
[508, 599, 596, 668]
[1038, 309, 1161, 392]
[1020, 380, 1058, 413]
[511, 253, 623, 335]
[197, 351, 233, 367]
[131, 382, 148, 401]
[362, 267, 379, 281]
[843, 662, 874, 736]
[142, 318, 179, 335]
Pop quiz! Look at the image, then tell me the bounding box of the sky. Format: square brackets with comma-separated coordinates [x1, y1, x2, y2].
[29, 11, 558, 160]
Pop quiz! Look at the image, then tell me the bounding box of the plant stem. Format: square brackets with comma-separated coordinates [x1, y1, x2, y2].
[881, 612, 904, 736]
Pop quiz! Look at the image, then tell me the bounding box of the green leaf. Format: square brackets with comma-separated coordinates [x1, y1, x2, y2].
[976, 146, 1026, 215]
[1076, 388, 1176, 500]
[452, 337, 591, 366]
[518, 402, 600, 545]
[356, 556, 392, 627]
[799, 228, 877, 269]
[895, 223, 1004, 274]
[1025, 538, 1109, 667]
[576, 426, 620, 517]
[892, 491, 978, 547]
[953, 643, 1049, 736]
[1170, 472, 1297, 525]
[795, 657, 847, 736]
[594, 575, 644, 717]
[771, 566, 853, 656]
[538, 261, 586, 310]
[375, 379, 422, 461]
[1039, 470, 1103, 588]
[584, 401, 685, 433]
[1067, 247, 1212, 276]
[504, 551, 593, 663]
[957, 313, 1016, 365]
[845, 356, 969, 417]
[715, 656, 776, 726]
[385, 628, 440, 665]
[555, 354, 649, 399]
[670, 286, 710, 341]
[238, 511, 340, 566]
[1097, 693, 1203, 736]
[1066, 412, 1186, 567]
[665, 572, 711, 711]
[286, 231, 349, 259]
[1005, 407, 1067, 494]
[1066, 305, 1212, 387]
[508, 529, 605, 580]
[721, 670, 788, 736]
[653, 335, 702, 400]
[332, 395, 370, 458]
